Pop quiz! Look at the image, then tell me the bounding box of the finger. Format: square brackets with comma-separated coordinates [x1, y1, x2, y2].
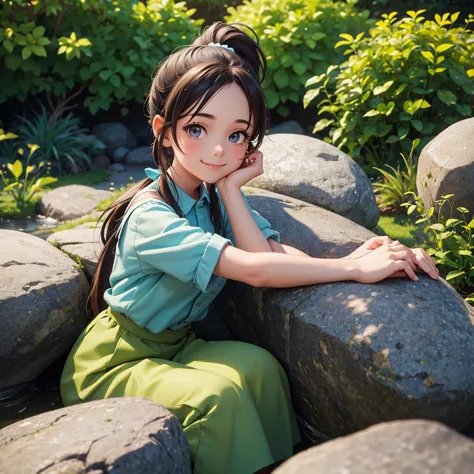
[387, 270, 408, 278]
[413, 249, 439, 279]
[367, 236, 392, 250]
[394, 260, 418, 281]
[389, 248, 417, 271]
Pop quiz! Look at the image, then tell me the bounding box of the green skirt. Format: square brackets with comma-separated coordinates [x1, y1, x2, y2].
[60, 307, 300, 474]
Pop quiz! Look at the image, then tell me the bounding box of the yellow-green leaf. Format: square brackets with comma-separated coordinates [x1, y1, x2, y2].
[8, 160, 23, 179]
[339, 34, 354, 42]
[436, 44, 453, 53]
[421, 51, 434, 62]
[446, 270, 465, 281]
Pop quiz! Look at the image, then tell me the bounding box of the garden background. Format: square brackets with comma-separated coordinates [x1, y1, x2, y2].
[0, 0, 473, 307]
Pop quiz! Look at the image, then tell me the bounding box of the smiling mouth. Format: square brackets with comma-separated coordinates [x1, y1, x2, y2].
[201, 160, 225, 168]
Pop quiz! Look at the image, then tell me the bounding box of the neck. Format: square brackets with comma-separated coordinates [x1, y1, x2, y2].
[167, 161, 202, 201]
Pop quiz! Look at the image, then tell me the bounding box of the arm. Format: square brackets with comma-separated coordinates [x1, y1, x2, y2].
[214, 244, 358, 287]
[218, 186, 272, 253]
[267, 238, 311, 257]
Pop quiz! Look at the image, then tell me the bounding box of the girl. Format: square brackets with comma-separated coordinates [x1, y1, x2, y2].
[60, 21, 439, 474]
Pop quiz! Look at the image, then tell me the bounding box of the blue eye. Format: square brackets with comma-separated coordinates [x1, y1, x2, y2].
[229, 131, 249, 144]
[183, 123, 205, 139]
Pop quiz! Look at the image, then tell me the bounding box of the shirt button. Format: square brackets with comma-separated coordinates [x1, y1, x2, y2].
[196, 303, 201, 307]
[197, 201, 204, 208]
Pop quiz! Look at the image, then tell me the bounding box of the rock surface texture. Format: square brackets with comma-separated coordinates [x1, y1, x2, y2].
[47, 225, 104, 281]
[0, 397, 191, 474]
[0, 230, 89, 391]
[248, 133, 379, 229]
[274, 420, 474, 474]
[416, 118, 474, 219]
[37, 185, 112, 221]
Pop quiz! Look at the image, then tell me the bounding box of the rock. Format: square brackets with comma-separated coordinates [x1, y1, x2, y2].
[0, 397, 191, 474]
[194, 188, 474, 439]
[90, 138, 108, 155]
[37, 185, 113, 221]
[417, 118, 474, 219]
[274, 420, 474, 474]
[92, 123, 137, 154]
[125, 146, 154, 166]
[108, 163, 126, 173]
[128, 117, 154, 145]
[0, 230, 89, 392]
[47, 227, 104, 281]
[92, 155, 111, 170]
[248, 133, 379, 229]
[268, 120, 307, 136]
[113, 147, 130, 163]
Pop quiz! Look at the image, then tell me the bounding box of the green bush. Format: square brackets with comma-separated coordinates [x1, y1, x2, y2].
[5, 106, 92, 175]
[304, 10, 474, 167]
[0, 132, 58, 210]
[225, 0, 371, 117]
[186, 0, 242, 25]
[402, 192, 474, 306]
[372, 139, 418, 213]
[0, 0, 202, 115]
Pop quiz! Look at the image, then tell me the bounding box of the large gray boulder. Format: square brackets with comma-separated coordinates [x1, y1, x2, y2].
[248, 133, 379, 229]
[417, 118, 474, 219]
[275, 420, 474, 474]
[37, 185, 112, 221]
[197, 188, 474, 439]
[0, 230, 89, 392]
[0, 397, 191, 474]
[125, 146, 154, 166]
[92, 122, 137, 154]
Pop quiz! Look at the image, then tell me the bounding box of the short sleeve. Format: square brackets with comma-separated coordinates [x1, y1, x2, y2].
[223, 190, 280, 244]
[134, 202, 232, 293]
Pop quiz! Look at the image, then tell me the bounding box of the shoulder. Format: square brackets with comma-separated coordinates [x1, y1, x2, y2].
[129, 197, 188, 240]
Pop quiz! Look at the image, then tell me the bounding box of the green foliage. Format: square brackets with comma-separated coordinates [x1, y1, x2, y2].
[186, 0, 242, 24]
[225, 0, 371, 117]
[402, 192, 474, 305]
[304, 10, 474, 167]
[0, 0, 202, 114]
[6, 106, 92, 175]
[0, 137, 57, 209]
[372, 139, 418, 212]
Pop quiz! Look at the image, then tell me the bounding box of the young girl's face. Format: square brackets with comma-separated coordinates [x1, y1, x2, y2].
[167, 82, 254, 184]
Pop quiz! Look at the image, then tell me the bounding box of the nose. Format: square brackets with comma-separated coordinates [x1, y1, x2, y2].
[213, 143, 224, 157]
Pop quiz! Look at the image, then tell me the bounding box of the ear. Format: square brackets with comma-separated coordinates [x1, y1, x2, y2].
[152, 114, 172, 147]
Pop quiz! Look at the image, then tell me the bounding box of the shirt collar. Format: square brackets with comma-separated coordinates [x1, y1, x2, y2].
[144, 167, 210, 215]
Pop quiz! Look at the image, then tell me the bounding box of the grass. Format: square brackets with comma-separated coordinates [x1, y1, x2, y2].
[373, 214, 433, 248]
[0, 169, 110, 219]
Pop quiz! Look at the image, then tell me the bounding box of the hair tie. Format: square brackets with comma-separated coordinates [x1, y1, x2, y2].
[208, 42, 235, 53]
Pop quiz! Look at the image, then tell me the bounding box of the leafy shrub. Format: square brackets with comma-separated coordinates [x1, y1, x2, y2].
[10, 106, 92, 175]
[0, 134, 57, 209]
[0, 0, 202, 115]
[304, 10, 474, 167]
[402, 192, 474, 305]
[225, 0, 371, 117]
[186, 0, 242, 24]
[372, 139, 418, 213]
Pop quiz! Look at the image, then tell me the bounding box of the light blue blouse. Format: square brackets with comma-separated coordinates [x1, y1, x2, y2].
[103, 167, 280, 333]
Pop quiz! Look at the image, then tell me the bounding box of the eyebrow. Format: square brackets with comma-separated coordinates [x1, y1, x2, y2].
[185, 112, 251, 126]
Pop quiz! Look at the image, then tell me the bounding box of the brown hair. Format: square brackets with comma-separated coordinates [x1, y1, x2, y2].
[89, 21, 269, 317]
